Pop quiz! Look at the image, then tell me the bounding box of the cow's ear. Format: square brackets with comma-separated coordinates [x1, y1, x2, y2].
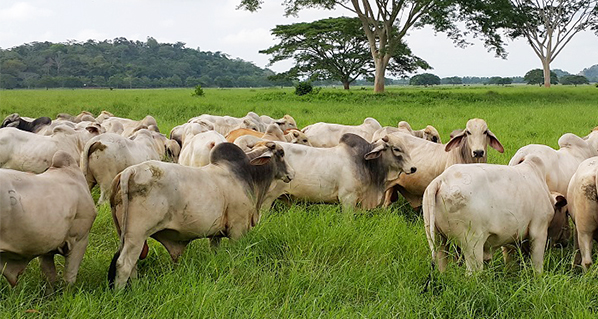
[445, 132, 466, 152]
[293, 131, 300, 137]
[554, 194, 567, 209]
[249, 152, 272, 166]
[487, 130, 504, 153]
[364, 143, 386, 160]
[86, 125, 101, 135]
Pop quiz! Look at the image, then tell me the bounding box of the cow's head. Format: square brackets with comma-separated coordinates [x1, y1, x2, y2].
[275, 114, 297, 131]
[365, 134, 417, 180]
[445, 118, 503, 162]
[247, 141, 294, 183]
[548, 192, 570, 248]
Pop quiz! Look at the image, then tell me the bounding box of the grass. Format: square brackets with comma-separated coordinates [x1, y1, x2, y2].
[1, 85, 598, 318]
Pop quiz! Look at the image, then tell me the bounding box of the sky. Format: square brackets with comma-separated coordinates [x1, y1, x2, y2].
[1, 0, 597, 78]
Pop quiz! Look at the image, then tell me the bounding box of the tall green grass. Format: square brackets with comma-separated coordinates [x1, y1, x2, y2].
[1, 85, 598, 318]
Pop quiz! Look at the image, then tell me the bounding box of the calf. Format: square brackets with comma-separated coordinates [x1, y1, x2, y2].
[0, 151, 97, 287]
[107, 142, 294, 289]
[423, 155, 568, 274]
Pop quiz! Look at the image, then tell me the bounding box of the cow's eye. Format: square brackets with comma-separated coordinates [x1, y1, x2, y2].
[393, 147, 402, 153]
[466, 130, 471, 135]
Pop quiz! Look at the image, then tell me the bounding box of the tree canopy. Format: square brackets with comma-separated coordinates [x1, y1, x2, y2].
[239, 0, 514, 93]
[504, 0, 598, 87]
[560, 75, 590, 86]
[410, 73, 441, 86]
[0, 37, 287, 89]
[261, 17, 429, 89]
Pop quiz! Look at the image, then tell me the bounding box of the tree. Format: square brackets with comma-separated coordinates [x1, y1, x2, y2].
[524, 68, 558, 86]
[560, 75, 589, 86]
[487, 76, 512, 85]
[505, 0, 598, 87]
[410, 73, 440, 86]
[261, 17, 429, 90]
[441, 76, 463, 85]
[239, 0, 511, 93]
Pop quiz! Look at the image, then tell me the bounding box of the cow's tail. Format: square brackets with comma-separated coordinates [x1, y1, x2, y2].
[108, 167, 148, 288]
[80, 140, 103, 191]
[423, 178, 442, 264]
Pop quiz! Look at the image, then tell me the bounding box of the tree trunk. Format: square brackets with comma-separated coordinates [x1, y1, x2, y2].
[373, 55, 389, 93]
[343, 81, 350, 90]
[542, 58, 551, 88]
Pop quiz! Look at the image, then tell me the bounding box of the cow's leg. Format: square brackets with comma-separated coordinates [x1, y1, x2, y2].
[63, 234, 90, 284]
[382, 188, 395, 207]
[114, 236, 146, 290]
[339, 192, 358, 212]
[529, 227, 548, 273]
[435, 238, 449, 273]
[39, 254, 57, 286]
[1, 259, 29, 287]
[572, 226, 583, 267]
[577, 230, 594, 271]
[462, 242, 484, 274]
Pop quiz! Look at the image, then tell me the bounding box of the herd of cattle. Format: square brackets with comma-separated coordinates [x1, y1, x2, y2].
[1, 110, 598, 290]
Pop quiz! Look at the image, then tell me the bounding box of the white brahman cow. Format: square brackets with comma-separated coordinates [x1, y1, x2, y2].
[567, 156, 598, 271]
[0, 125, 101, 173]
[107, 142, 294, 289]
[80, 129, 180, 203]
[384, 118, 504, 208]
[178, 131, 227, 167]
[423, 155, 568, 274]
[509, 132, 598, 196]
[253, 133, 417, 210]
[0, 151, 97, 287]
[301, 117, 382, 147]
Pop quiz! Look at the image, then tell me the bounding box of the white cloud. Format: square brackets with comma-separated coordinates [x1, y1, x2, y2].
[221, 28, 273, 45]
[0, 2, 52, 21]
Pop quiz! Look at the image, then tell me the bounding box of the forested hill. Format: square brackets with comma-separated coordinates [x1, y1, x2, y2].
[0, 37, 289, 89]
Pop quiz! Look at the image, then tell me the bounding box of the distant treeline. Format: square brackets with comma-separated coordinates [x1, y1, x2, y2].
[0, 37, 292, 89]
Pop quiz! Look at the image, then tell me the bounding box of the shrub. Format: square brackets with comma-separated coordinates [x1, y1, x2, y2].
[295, 81, 313, 96]
[192, 85, 204, 97]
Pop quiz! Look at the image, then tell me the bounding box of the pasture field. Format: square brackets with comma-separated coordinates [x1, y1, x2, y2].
[1, 85, 598, 318]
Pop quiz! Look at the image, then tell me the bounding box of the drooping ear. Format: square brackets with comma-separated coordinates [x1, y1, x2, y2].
[364, 142, 386, 160]
[249, 151, 273, 166]
[292, 131, 300, 138]
[86, 125, 101, 135]
[554, 194, 567, 209]
[6, 121, 19, 128]
[264, 141, 276, 150]
[445, 132, 466, 152]
[487, 130, 504, 153]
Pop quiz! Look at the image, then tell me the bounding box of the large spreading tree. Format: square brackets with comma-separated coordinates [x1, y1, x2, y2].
[261, 17, 429, 89]
[239, 0, 511, 93]
[505, 0, 598, 87]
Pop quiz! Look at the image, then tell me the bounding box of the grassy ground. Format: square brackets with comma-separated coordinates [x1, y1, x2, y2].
[1, 85, 598, 318]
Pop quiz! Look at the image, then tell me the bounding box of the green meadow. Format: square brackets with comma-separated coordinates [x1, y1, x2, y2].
[1, 85, 598, 318]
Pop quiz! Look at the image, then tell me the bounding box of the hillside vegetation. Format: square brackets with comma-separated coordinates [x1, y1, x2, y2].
[0, 38, 288, 89]
[1, 86, 598, 318]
